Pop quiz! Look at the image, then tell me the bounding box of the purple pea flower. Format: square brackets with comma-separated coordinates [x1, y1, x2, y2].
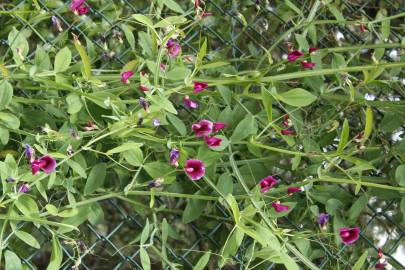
[318, 213, 329, 229]
[184, 159, 205, 180]
[31, 155, 56, 175]
[271, 201, 290, 213]
[166, 39, 181, 58]
[184, 95, 199, 109]
[192, 120, 214, 137]
[24, 144, 35, 163]
[51, 16, 63, 32]
[139, 97, 149, 113]
[339, 227, 360, 245]
[153, 119, 161, 127]
[287, 50, 304, 62]
[18, 183, 30, 193]
[121, 71, 134, 84]
[169, 148, 180, 167]
[259, 176, 278, 193]
[193, 82, 208, 93]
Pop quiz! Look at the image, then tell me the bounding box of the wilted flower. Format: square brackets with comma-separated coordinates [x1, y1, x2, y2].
[287, 186, 302, 195]
[339, 227, 360, 244]
[318, 213, 329, 229]
[139, 85, 149, 92]
[69, 128, 80, 140]
[301, 60, 315, 69]
[194, 0, 200, 9]
[153, 119, 161, 127]
[184, 95, 199, 109]
[193, 82, 208, 93]
[213, 122, 227, 133]
[139, 97, 149, 113]
[51, 16, 63, 32]
[375, 248, 387, 269]
[166, 39, 181, 58]
[83, 121, 99, 131]
[169, 148, 180, 167]
[18, 183, 30, 193]
[283, 114, 292, 127]
[259, 176, 278, 193]
[148, 177, 164, 188]
[67, 145, 74, 156]
[70, 0, 89, 15]
[281, 129, 295, 135]
[309, 47, 319, 53]
[201, 11, 213, 18]
[121, 71, 134, 84]
[31, 155, 57, 175]
[6, 177, 15, 183]
[24, 144, 35, 163]
[271, 201, 290, 212]
[192, 120, 214, 137]
[287, 50, 304, 62]
[204, 136, 222, 147]
[184, 159, 205, 180]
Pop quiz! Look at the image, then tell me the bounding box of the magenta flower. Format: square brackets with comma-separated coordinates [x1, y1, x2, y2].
[184, 95, 199, 109]
[166, 39, 181, 58]
[287, 186, 302, 195]
[281, 129, 295, 135]
[121, 71, 134, 84]
[184, 159, 205, 180]
[201, 11, 213, 18]
[24, 144, 35, 163]
[169, 148, 180, 167]
[192, 120, 213, 137]
[271, 202, 290, 213]
[309, 47, 319, 53]
[18, 183, 30, 193]
[259, 176, 278, 193]
[375, 262, 387, 269]
[301, 60, 316, 69]
[287, 50, 304, 62]
[339, 227, 360, 245]
[31, 155, 56, 175]
[283, 114, 292, 127]
[193, 82, 208, 93]
[213, 122, 226, 133]
[204, 136, 222, 147]
[70, 0, 88, 15]
[318, 213, 329, 229]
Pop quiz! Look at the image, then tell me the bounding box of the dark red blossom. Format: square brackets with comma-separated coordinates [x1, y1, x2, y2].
[309, 47, 319, 53]
[301, 60, 316, 69]
[287, 50, 304, 62]
[31, 155, 56, 175]
[213, 122, 226, 133]
[204, 136, 222, 147]
[184, 159, 205, 180]
[287, 186, 302, 195]
[259, 176, 278, 193]
[281, 129, 295, 136]
[193, 82, 208, 93]
[339, 227, 360, 245]
[192, 120, 214, 137]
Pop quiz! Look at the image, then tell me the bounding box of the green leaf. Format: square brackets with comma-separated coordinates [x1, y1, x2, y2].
[154, 16, 187, 28]
[395, 164, 405, 187]
[73, 37, 92, 80]
[150, 95, 177, 114]
[195, 38, 207, 69]
[261, 87, 273, 123]
[182, 195, 205, 224]
[67, 159, 87, 178]
[106, 142, 143, 155]
[193, 252, 211, 270]
[226, 194, 240, 224]
[327, 3, 345, 22]
[46, 236, 63, 270]
[5, 250, 22, 270]
[8, 27, 29, 65]
[348, 194, 368, 222]
[326, 198, 344, 215]
[54, 47, 72, 73]
[140, 247, 151, 270]
[352, 250, 368, 270]
[84, 163, 107, 195]
[0, 112, 20, 129]
[217, 173, 233, 196]
[161, 0, 184, 13]
[281, 252, 299, 270]
[230, 114, 257, 142]
[121, 24, 136, 51]
[123, 147, 144, 166]
[66, 94, 82, 114]
[0, 80, 13, 110]
[132, 14, 154, 29]
[277, 88, 317, 107]
[140, 219, 150, 245]
[363, 107, 373, 141]
[337, 119, 349, 153]
[295, 33, 309, 51]
[15, 230, 40, 249]
[167, 113, 187, 136]
[15, 195, 39, 217]
[0, 125, 10, 144]
[35, 45, 51, 71]
[165, 67, 191, 81]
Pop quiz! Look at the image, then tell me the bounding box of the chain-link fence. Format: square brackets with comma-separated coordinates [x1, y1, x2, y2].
[1, 0, 404, 269]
